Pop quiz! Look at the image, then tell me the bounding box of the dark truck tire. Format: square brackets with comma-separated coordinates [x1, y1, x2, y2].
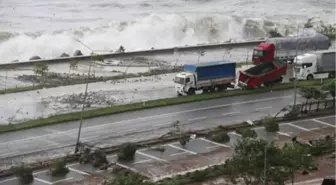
[187, 88, 196, 95]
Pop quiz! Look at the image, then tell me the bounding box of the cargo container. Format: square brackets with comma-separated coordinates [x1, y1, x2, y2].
[174, 61, 236, 95]
[252, 32, 331, 65]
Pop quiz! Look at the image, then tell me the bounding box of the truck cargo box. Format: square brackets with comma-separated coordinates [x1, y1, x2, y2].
[184, 60, 236, 81]
[314, 50, 335, 73]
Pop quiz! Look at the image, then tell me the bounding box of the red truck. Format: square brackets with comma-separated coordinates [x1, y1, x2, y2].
[238, 59, 288, 89]
[252, 32, 331, 65]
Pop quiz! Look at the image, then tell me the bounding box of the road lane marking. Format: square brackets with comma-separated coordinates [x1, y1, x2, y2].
[277, 132, 291, 137]
[287, 123, 310, 131]
[222, 111, 240, 116]
[133, 159, 152, 164]
[206, 145, 221, 150]
[51, 177, 73, 184]
[168, 144, 197, 155]
[187, 116, 206, 122]
[200, 138, 231, 148]
[170, 151, 188, 156]
[136, 151, 168, 162]
[0, 95, 292, 146]
[312, 119, 335, 128]
[68, 167, 89, 175]
[34, 177, 52, 185]
[255, 106, 272, 111]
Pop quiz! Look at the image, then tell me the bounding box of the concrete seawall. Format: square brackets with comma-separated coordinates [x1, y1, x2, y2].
[0, 40, 264, 68]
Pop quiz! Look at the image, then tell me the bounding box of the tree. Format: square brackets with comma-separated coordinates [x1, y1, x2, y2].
[322, 80, 335, 107]
[34, 62, 49, 85]
[223, 138, 286, 185]
[281, 144, 314, 185]
[68, 60, 79, 80]
[312, 88, 328, 111]
[262, 116, 279, 133]
[48, 158, 69, 177]
[117, 142, 137, 161]
[300, 87, 314, 113]
[12, 163, 34, 184]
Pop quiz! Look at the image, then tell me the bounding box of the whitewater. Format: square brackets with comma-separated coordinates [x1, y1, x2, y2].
[0, 0, 335, 62]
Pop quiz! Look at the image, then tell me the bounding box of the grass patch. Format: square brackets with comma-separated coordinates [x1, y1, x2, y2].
[0, 79, 329, 134]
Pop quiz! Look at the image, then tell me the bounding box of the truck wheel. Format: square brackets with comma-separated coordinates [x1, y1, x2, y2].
[177, 92, 183, 96]
[307, 74, 314, 80]
[187, 88, 195, 95]
[328, 72, 335, 79]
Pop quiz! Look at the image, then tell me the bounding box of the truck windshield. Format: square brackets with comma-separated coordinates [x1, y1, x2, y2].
[253, 49, 264, 57]
[174, 77, 185, 84]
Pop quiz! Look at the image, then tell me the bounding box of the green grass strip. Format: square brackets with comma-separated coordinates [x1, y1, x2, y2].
[0, 79, 329, 134]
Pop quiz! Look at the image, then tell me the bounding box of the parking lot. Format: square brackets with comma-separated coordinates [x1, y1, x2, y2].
[0, 115, 335, 185]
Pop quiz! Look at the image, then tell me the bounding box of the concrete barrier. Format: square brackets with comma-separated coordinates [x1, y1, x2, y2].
[0, 40, 264, 69]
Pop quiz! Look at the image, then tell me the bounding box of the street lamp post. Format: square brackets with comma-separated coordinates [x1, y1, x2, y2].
[74, 54, 94, 153]
[293, 25, 300, 108]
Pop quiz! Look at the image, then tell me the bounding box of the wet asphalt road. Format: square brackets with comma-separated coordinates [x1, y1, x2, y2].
[0, 89, 303, 159]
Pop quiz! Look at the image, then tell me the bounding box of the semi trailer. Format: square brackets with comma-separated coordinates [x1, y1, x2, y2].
[174, 61, 236, 95]
[293, 50, 335, 80]
[252, 32, 331, 65]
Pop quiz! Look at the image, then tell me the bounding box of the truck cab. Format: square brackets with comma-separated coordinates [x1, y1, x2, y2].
[252, 43, 275, 65]
[174, 72, 196, 95]
[293, 54, 317, 80]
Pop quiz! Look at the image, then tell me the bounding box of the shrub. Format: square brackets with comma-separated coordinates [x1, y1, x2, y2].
[92, 149, 109, 168]
[179, 135, 190, 146]
[12, 163, 34, 184]
[117, 142, 137, 161]
[209, 131, 230, 143]
[262, 116, 279, 132]
[240, 128, 258, 138]
[284, 105, 301, 118]
[49, 158, 69, 177]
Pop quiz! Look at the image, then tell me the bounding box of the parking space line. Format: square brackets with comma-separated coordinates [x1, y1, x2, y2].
[170, 151, 188, 156]
[206, 145, 221, 150]
[133, 159, 152, 164]
[51, 177, 73, 184]
[34, 177, 52, 185]
[115, 163, 139, 173]
[168, 144, 197, 155]
[0, 178, 16, 184]
[277, 132, 291, 137]
[222, 111, 240, 116]
[255, 106, 272, 111]
[228, 131, 242, 136]
[68, 167, 89, 175]
[187, 116, 206, 122]
[137, 151, 168, 162]
[312, 119, 335, 128]
[286, 123, 310, 131]
[199, 138, 231, 148]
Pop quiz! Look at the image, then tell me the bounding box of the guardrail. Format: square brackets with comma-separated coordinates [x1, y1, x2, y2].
[0, 40, 264, 68]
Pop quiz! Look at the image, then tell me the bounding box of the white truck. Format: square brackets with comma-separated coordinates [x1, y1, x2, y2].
[174, 61, 236, 96]
[293, 50, 335, 80]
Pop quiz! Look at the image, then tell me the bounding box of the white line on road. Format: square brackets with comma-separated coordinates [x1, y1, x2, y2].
[68, 167, 89, 175]
[312, 119, 336, 128]
[0, 178, 16, 184]
[287, 123, 310, 131]
[51, 177, 74, 184]
[187, 116, 206, 122]
[200, 138, 231, 148]
[34, 177, 52, 185]
[168, 144, 197, 155]
[170, 151, 188, 156]
[255, 106, 272, 111]
[136, 151, 168, 162]
[222, 111, 240, 116]
[277, 132, 291, 137]
[133, 159, 152, 164]
[0, 95, 291, 146]
[228, 132, 242, 137]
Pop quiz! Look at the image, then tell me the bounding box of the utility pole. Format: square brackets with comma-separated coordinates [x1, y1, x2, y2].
[293, 25, 300, 108]
[74, 39, 96, 153]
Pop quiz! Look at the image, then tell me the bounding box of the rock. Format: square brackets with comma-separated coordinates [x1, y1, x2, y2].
[73, 50, 83, 56]
[60, 53, 70, 57]
[29, 56, 41, 60]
